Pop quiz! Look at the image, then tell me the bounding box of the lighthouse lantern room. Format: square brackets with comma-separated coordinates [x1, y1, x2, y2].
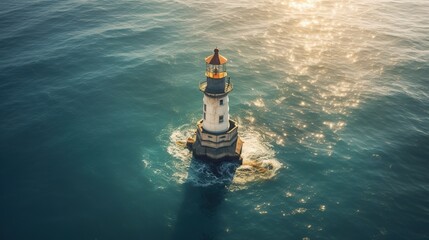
[188, 48, 243, 162]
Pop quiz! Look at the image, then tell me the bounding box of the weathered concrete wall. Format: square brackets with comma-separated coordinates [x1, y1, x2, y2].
[202, 95, 229, 133]
[192, 139, 241, 161]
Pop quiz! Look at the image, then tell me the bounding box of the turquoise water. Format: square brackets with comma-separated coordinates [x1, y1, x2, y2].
[1, 0, 428, 239]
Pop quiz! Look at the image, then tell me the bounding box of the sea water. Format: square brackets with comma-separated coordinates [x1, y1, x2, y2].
[1, 0, 428, 239]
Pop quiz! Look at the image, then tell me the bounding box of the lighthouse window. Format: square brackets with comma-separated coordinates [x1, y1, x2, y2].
[204, 112, 206, 120]
[219, 115, 224, 123]
[220, 99, 224, 105]
[204, 104, 206, 112]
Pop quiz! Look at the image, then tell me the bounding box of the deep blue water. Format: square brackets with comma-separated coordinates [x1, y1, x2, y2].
[1, 0, 429, 239]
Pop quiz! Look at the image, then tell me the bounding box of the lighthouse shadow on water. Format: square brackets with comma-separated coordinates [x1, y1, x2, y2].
[171, 158, 239, 240]
[167, 124, 283, 239]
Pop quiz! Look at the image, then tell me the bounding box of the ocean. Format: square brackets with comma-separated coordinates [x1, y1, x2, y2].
[1, 0, 428, 239]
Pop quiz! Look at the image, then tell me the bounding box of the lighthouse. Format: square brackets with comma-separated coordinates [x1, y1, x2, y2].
[188, 48, 243, 162]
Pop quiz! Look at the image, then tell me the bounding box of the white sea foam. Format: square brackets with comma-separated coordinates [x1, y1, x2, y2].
[166, 124, 194, 184]
[231, 128, 283, 190]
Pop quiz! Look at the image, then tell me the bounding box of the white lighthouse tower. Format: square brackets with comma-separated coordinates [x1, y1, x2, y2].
[188, 48, 243, 162]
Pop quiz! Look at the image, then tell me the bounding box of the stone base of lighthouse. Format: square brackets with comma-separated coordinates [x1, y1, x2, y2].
[187, 119, 243, 163]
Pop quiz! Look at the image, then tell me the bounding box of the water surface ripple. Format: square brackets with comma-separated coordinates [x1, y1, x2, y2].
[1, 0, 428, 239]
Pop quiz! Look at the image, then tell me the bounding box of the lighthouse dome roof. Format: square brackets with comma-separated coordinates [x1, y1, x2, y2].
[205, 48, 228, 65]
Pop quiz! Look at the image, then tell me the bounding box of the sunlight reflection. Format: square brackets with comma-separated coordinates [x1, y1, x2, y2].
[288, 0, 319, 11]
